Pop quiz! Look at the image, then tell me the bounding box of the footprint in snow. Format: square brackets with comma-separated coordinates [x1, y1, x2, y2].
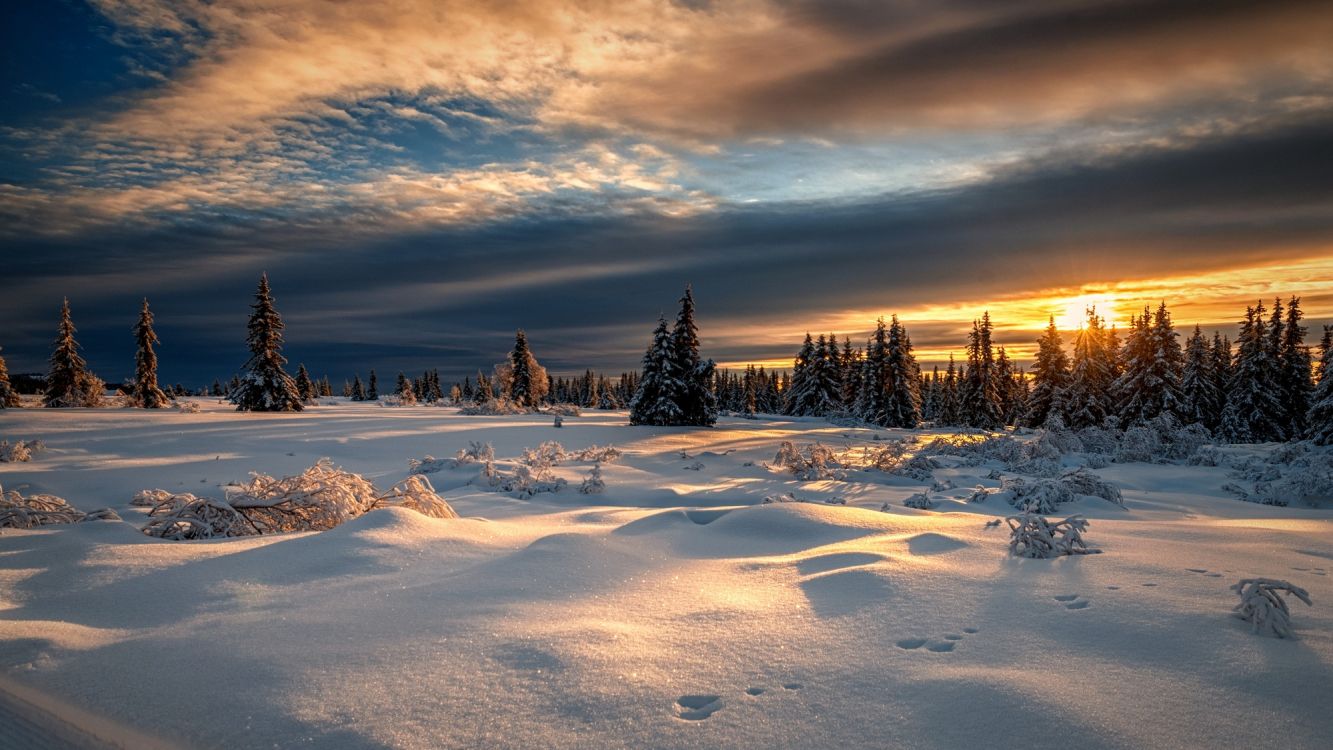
[896, 638, 928, 650]
[745, 687, 765, 696]
[926, 641, 955, 652]
[782, 683, 803, 690]
[675, 695, 723, 721]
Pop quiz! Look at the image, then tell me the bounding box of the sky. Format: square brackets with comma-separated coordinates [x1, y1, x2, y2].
[2, 0, 1332, 385]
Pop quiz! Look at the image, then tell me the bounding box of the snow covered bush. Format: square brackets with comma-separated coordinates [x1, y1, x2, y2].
[521, 441, 565, 470]
[132, 488, 197, 508]
[176, 401, 201, 414]
[967, 485, 992, 503]
[903, 492, 935, 510]
[870, 451, 938, 481]
[920, 433, 1026, 468]
[1231, 578, 1312, 638]
[1223, 442, 1333, 507]
[772, 441, 843, 480]
[0, 439, 34, 462]
[767, 492, 845, 506]
[1187, 445, 1223, 466]
[931, 478, 954, 492]
[546, 403, 582, 417]
[407, 455, 453, 475]
[999, 468, 1123, 513]
[458, 441, 495, 464]
[1083, 452, 1111, 469]
[1058, 467, 1124, 506]
[0, 485, 88, 529]
[1006, 513, 1098, 558]
[1114, 425, 1162, 463]
[566, 444, 622, 463]
[484, 463, 567, 498]
[142, 461, 457, 539]
[458, 398, 530, 416]
[409, 441, 497, 475]
[579, 464, 605, 495]
[1001, 476, 1074, 514]
[380, 392, 416, 407]
[142, 494, 256, 540]
[372, 475, 458, 519]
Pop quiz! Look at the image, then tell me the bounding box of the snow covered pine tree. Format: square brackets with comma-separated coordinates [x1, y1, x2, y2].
[230, 274, 303, 412]
[44, 298, 105, 408]
[130, 298, 170, 408]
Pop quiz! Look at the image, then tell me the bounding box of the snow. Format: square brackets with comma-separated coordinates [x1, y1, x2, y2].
[1, 400, 1331, 748]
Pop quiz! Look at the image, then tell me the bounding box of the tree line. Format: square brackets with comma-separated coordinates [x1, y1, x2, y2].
[3, 277, 1330, 447]
[756, 298, 1333, 445]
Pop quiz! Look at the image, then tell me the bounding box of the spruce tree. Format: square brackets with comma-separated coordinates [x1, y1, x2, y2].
[1024, 317, 1069, 427]
[940, 355, 962, 426]
[881, 315, 922, 428]
[507, 330, 538, 408]
[230, 275, 303, 412]
[45, 299, 105, 408]
[1114, 302, 1183, 426]
[351, 374, 366, 401]
[1278, 296, 1313, 437]
[785, 333, 815, 415]
[1180, 325, 1221, 429]
[668, 286, 717, 426]
[961, 313, 1003, 428]
[367, 370, 379, 401]
[128, 299, 170, 408]
[1063, 308, 1116, 428]
[1220, 303, 1285, 442]
[995, 346, 1018, 425]
[1308, 326, 1333, 445]
[295, 364, 315, 403]
[0, 348, 20, 408]
[859, 320, 890, 424]
[629, 317, 682, 425]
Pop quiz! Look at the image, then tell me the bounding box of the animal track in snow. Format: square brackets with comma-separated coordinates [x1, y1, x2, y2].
[745, 687, 765, 696]
[675, 695, 723, 721]
[1186, 568, 1224, 578]
[899, 627, 978, 652]
[783, 683, 803, 690]
[1054, 594, 1090, 609]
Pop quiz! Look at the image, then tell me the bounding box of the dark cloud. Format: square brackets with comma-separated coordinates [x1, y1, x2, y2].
[608, 0, 1332, 137]
[3, 115, 1330, 383]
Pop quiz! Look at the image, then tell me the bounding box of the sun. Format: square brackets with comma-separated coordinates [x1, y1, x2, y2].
[1054, 293, 1119, 330]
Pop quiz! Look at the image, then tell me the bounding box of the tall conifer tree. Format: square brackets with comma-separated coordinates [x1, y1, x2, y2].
[230, 275, 303, 412]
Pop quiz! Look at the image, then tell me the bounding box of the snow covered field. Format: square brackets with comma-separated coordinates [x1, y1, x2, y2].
[1, 401, 1331, 749]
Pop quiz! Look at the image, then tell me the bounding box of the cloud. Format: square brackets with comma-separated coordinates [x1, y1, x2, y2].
[2, 116, 1330, 382]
